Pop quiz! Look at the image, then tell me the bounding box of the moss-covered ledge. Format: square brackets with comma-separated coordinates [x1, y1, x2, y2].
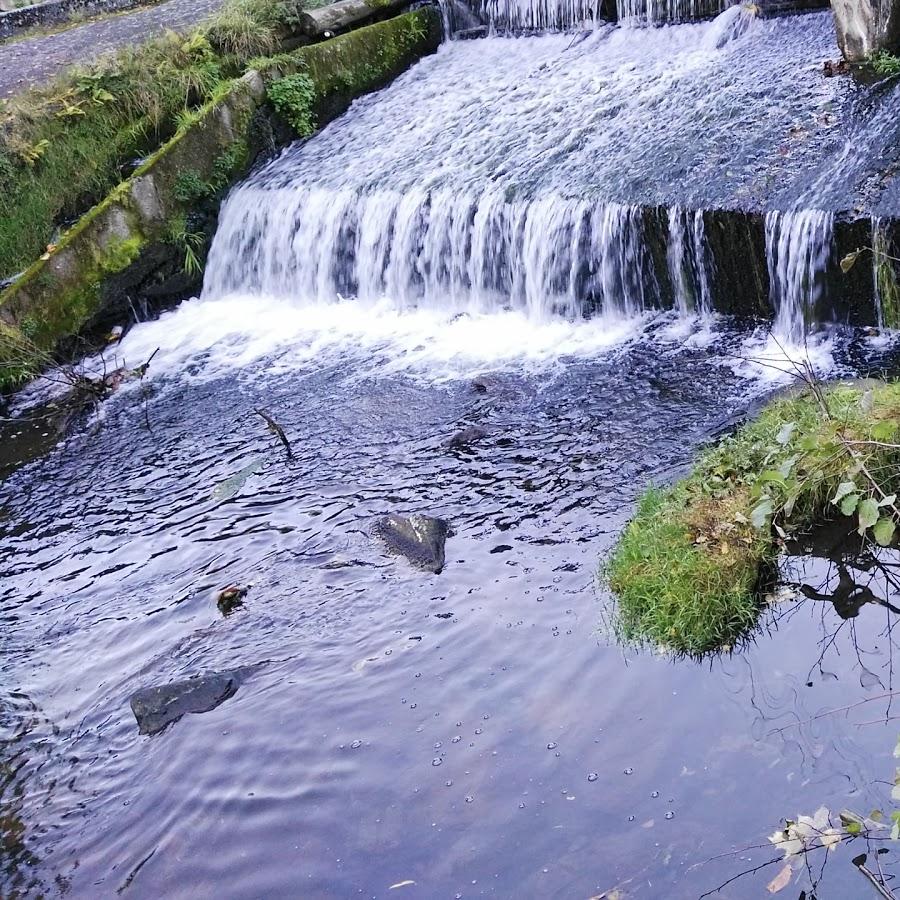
[0, 7, 441, 387]
[604, 380, 900, 656]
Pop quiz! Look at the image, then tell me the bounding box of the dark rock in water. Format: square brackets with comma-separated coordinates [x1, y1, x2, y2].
[456, 25, 488, 39]
[374, 514, 449, 574]
[832, 0, 900, 62]
[130, 671, 242, 735]
[443, 425, 488, 450]
[823, 58, 850, 77]
[217, 585, 248, 615]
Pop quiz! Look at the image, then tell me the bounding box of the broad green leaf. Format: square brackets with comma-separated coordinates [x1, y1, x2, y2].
[752, 498, 773, 529]
[873, 517, 896, 547]
[840, 494, 860, 517]
[858, 498, 880, 534]
[758, 470, 787, 486]
[872, 420, 896, 441]
[832, 481, 857, 504]
[778, 455, 799, 479]
[878, 494, 897, 507]
[776, 422, 796, 446]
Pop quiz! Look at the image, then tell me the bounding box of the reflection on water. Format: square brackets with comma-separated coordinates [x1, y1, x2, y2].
[1, 323, 899, 898]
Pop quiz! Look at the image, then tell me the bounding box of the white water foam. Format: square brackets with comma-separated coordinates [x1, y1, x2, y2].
[110, 294, 647, 384]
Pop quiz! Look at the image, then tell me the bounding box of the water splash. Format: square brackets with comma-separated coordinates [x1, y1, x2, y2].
[765, 209, 834, 344]
[666, 206, 713, 314]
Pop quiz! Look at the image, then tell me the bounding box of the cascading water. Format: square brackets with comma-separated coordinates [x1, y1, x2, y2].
[205, 9, 898, 349]
[765, 209, 834, 344]
[465, 0, 603, 31]
[616, 0, 730, 25]
[666, 206, 713, 315]
[206, 190, 655, 320]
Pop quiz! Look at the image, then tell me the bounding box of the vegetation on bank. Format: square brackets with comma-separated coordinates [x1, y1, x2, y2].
[605, 379, 900, 655]
[0, 7, 441, 391]
[0, 0, 306, 282]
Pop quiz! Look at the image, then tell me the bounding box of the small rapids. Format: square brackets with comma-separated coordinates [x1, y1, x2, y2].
[205, 11, 900, 343]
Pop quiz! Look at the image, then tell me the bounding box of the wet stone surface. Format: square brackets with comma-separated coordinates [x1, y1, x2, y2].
[130, 670, 242, 735]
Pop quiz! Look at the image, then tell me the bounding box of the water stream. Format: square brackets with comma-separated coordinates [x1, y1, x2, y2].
[3, 5, 900, 899]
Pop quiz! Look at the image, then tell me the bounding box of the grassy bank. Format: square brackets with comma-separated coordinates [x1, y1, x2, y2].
[0, 7, 441, 391]
[605, 380, 900, 655]
[0, 0, 304, 282]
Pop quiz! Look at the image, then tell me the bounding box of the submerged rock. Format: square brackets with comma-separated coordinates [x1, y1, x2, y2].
[130, 671, 242, 735]
[443, 426, 488, 450]
[216, 585, 248, 615]
[374, 514, 450, 574]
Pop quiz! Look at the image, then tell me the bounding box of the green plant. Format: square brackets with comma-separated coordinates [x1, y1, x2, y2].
[173, 170, 212, 203]
[267, 72, 317, 136]
[871, 50, 900, 76]
[605, 380, 900, 655]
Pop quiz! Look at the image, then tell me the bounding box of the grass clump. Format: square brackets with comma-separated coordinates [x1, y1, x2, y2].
[605, 380, 900, 656]
[0, 0, 303, 282]
[871, 50, 900, 76]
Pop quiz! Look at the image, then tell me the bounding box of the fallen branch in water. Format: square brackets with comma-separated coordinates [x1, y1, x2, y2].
[254, 408, 293, 459]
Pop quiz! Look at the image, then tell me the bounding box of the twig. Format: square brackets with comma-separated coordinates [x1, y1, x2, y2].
[855, 857, 897, 900]
[768, 690, 900, 734]
[254, 408, 293, 458]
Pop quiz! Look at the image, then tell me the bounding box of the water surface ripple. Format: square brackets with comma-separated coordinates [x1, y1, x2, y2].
[2, 328, 900, 898]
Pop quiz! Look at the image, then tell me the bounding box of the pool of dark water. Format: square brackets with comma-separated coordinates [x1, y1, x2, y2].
[2, 317, 900, 898]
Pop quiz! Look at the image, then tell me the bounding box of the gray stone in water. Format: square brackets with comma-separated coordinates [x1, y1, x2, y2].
[443, 426, 488, 450]
[832, 0, 900, 61]
[374, 514, 450, 574]
[130, 671, 241, 735]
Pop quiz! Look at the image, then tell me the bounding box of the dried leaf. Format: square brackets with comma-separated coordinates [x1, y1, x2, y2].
[840, 249, 861, 273]
[767, 863, 792, 893]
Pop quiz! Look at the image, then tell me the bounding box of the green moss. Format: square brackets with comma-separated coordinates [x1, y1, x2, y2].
[605, 381, 900, 655]
[292, 8, 440, 116]
[873, 229, 900, 330]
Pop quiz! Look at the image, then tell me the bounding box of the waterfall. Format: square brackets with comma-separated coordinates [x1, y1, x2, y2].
[205, 189, 659, 320]
[666, 207, 713, 315]
[616, 0, 731, 24]
[872, 216, 900, 330]
[440, 0, 737, 33]
[765, 210, 834, 344]
[469, 0, 603, 31]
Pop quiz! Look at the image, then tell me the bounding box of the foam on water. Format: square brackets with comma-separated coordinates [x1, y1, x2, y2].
[111, 294, 647, 384]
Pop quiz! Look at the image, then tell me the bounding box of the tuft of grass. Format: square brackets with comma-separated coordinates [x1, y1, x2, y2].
[0, 0, 303, 282]
[605, 380, 900, 656]
[871, 51, 900, 76]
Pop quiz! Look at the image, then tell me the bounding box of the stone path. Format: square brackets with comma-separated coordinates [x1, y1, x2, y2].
[0, 0, 224, 99]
